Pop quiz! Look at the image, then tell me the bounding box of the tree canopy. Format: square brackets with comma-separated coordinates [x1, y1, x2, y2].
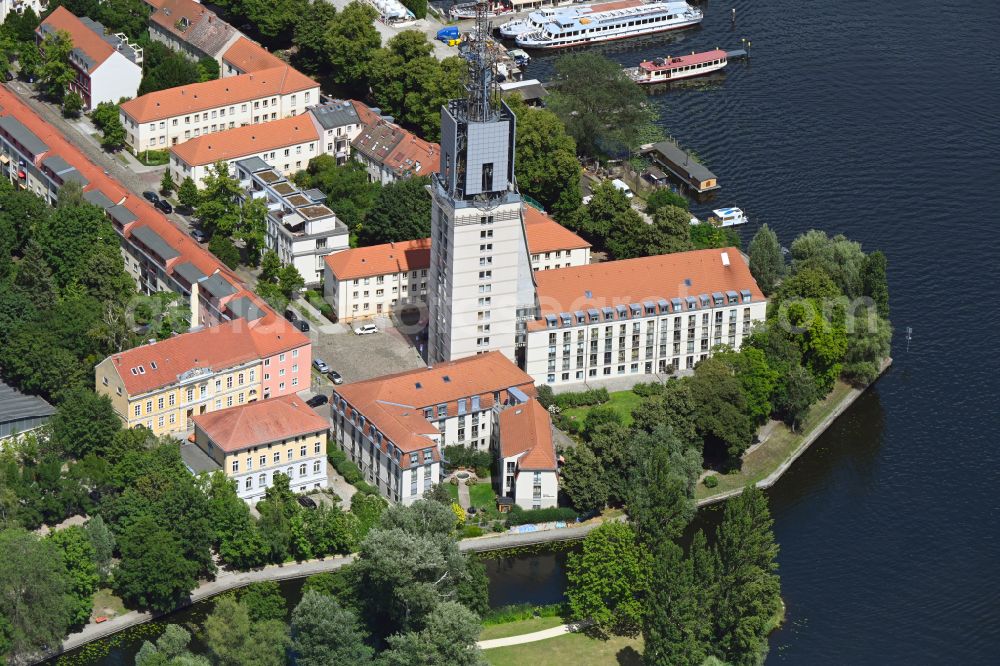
[547, 53, 659, 158]
[358, 176, 432, 246]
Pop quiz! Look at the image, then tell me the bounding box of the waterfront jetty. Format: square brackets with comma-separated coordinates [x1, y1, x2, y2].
[641, 139, 720, 193]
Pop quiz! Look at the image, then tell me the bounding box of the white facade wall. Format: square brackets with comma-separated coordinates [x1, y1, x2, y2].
[318, 124, 362, 164]
[530, 246, 590, 271]
[513, 467, 558, 510]
[428, 197, 534, 364]
[331, 409, 443, 506]
[88, 53, 142, 108]
[525, 298, 767, 387]
[324, 266, 429, 323]
[122, 86, 320, 152]
[171, 136, 320, 188]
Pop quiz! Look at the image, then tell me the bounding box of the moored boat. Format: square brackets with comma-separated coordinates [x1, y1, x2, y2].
[625, 48, 728, 84]
[451, 1, 513, 20]
[710, 207, 747, 227]
[510, 0, 703, 50]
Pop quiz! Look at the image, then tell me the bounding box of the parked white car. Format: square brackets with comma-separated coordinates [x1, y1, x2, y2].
[354, 324, 378, 336]
[611, 178, 635, 199]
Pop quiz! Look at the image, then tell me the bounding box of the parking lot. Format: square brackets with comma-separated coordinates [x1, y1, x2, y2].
[307, 319, 426, 388]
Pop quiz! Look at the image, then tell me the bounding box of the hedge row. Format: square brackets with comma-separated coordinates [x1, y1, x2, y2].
[554, 387, 610, 409]
[506, 506, 579, 526]
[328, 448, 378, 496]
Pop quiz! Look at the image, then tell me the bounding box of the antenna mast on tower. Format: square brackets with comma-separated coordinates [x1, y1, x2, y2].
[460, 1, 499, 123]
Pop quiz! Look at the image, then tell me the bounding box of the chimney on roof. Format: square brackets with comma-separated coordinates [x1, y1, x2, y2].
[190, 281, 201, 330]
[721, 252, 731, 267]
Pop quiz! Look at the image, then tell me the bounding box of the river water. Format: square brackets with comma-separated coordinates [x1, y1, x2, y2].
[58, 0, 999, 663]
[488, 0, 1000, 662]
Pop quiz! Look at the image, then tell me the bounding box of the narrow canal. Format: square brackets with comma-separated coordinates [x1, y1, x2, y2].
[57, 0, 1000, 663]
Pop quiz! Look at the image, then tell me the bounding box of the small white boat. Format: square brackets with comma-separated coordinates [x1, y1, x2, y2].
[711, 207, 747, 227]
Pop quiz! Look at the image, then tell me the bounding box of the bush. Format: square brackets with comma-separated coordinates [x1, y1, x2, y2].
[329, 448, 377, 495]
[552, 412, 581, 435]
[703, 475, 719, 488]
[554, 388, 610, 409]
[536, 384, 555, 409]
[506, 506, 579, 526]
[444, 445, 493, 477]
[483, 603, 568, 625]
[461, 525, 484, 539]
[631, 382, 665, 398]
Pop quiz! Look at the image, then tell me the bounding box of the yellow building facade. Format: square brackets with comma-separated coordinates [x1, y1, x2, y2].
[96, 356, 263, 436]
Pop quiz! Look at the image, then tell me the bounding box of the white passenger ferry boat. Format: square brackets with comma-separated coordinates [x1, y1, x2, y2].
[504, 0, 703, 49]
[624, 49, 729, 84]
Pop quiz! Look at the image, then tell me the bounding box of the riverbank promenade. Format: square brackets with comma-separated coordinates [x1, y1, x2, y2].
[46, 359, 890, 662]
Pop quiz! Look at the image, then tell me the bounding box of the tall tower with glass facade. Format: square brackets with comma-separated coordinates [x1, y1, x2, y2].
[427, 5, 537, 365]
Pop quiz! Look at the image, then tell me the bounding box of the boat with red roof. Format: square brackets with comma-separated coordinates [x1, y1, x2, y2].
[625, 48, 729, 84]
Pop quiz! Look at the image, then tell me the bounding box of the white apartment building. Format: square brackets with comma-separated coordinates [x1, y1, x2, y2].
[191, 395, 329, 503]
[323, 239, 431, 322]
[1, 1, 42, 24]
[496, 399, 558, 509]
[322, 207, 589, 323]
[523, 248, 768, 387]
[119, 65, 319, 152]
[523, 205, 591, 270]
[234, 157, 350, 285]
[308, 100, 366, 165]
[330, 353, 544, 505]
[37, 7, 143, 110]
[169, 114, 320, 187]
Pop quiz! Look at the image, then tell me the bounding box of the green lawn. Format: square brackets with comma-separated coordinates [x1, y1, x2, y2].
[91, 588, 126, 619]
[446, 483, 459, 501]
[562, 389, 644, 428]
[469, 482, 496, 508]
[697, 379, 856, 499]
[484, 630, 643, 666]
[480, 616, 564, 641]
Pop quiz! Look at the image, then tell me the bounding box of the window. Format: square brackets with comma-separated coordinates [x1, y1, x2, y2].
[300, 445, 307, 457]
[273, 452, 280, 464]
[260, 455, 266, 466]
[232, 460, 239, 473]
[168, 394, 175, 406]
[314, 442, 321, 454]
[245, 477, 253, 490]
[299, 463, 307, 476]
[157, 397, 164, 410]
[287, 448, 294, 461]
[226, 396, 233, 407]
[259, 473, 267, 487]
[313, 460, 321, 473]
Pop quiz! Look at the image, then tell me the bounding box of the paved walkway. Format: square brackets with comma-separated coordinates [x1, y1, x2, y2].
[457, 480, 471, 509]
[45, 555, 356, 661]
[478, 623, 578, 650]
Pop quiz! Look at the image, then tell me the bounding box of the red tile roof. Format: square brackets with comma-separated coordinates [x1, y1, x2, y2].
[499, 399, 557, 471]
[0, 87, 309, 390]
[222, 37, 286, 73]
[383, 132, 439, 177]
[529, 248, 764, 329]
[323, 238, 431, 281]
[120, 66, 318, 123]
[193, 394, 328, 452]
[333, 352, 536, 457]
[523, 206, 590, 254]
[40, 7, 116, 70]
[350, 100, 382, 127]
[352, 121, 439, 178]
[170, 115, 319, 166]
[148, 0, 241, 58]
[324, 209, 586, 281]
